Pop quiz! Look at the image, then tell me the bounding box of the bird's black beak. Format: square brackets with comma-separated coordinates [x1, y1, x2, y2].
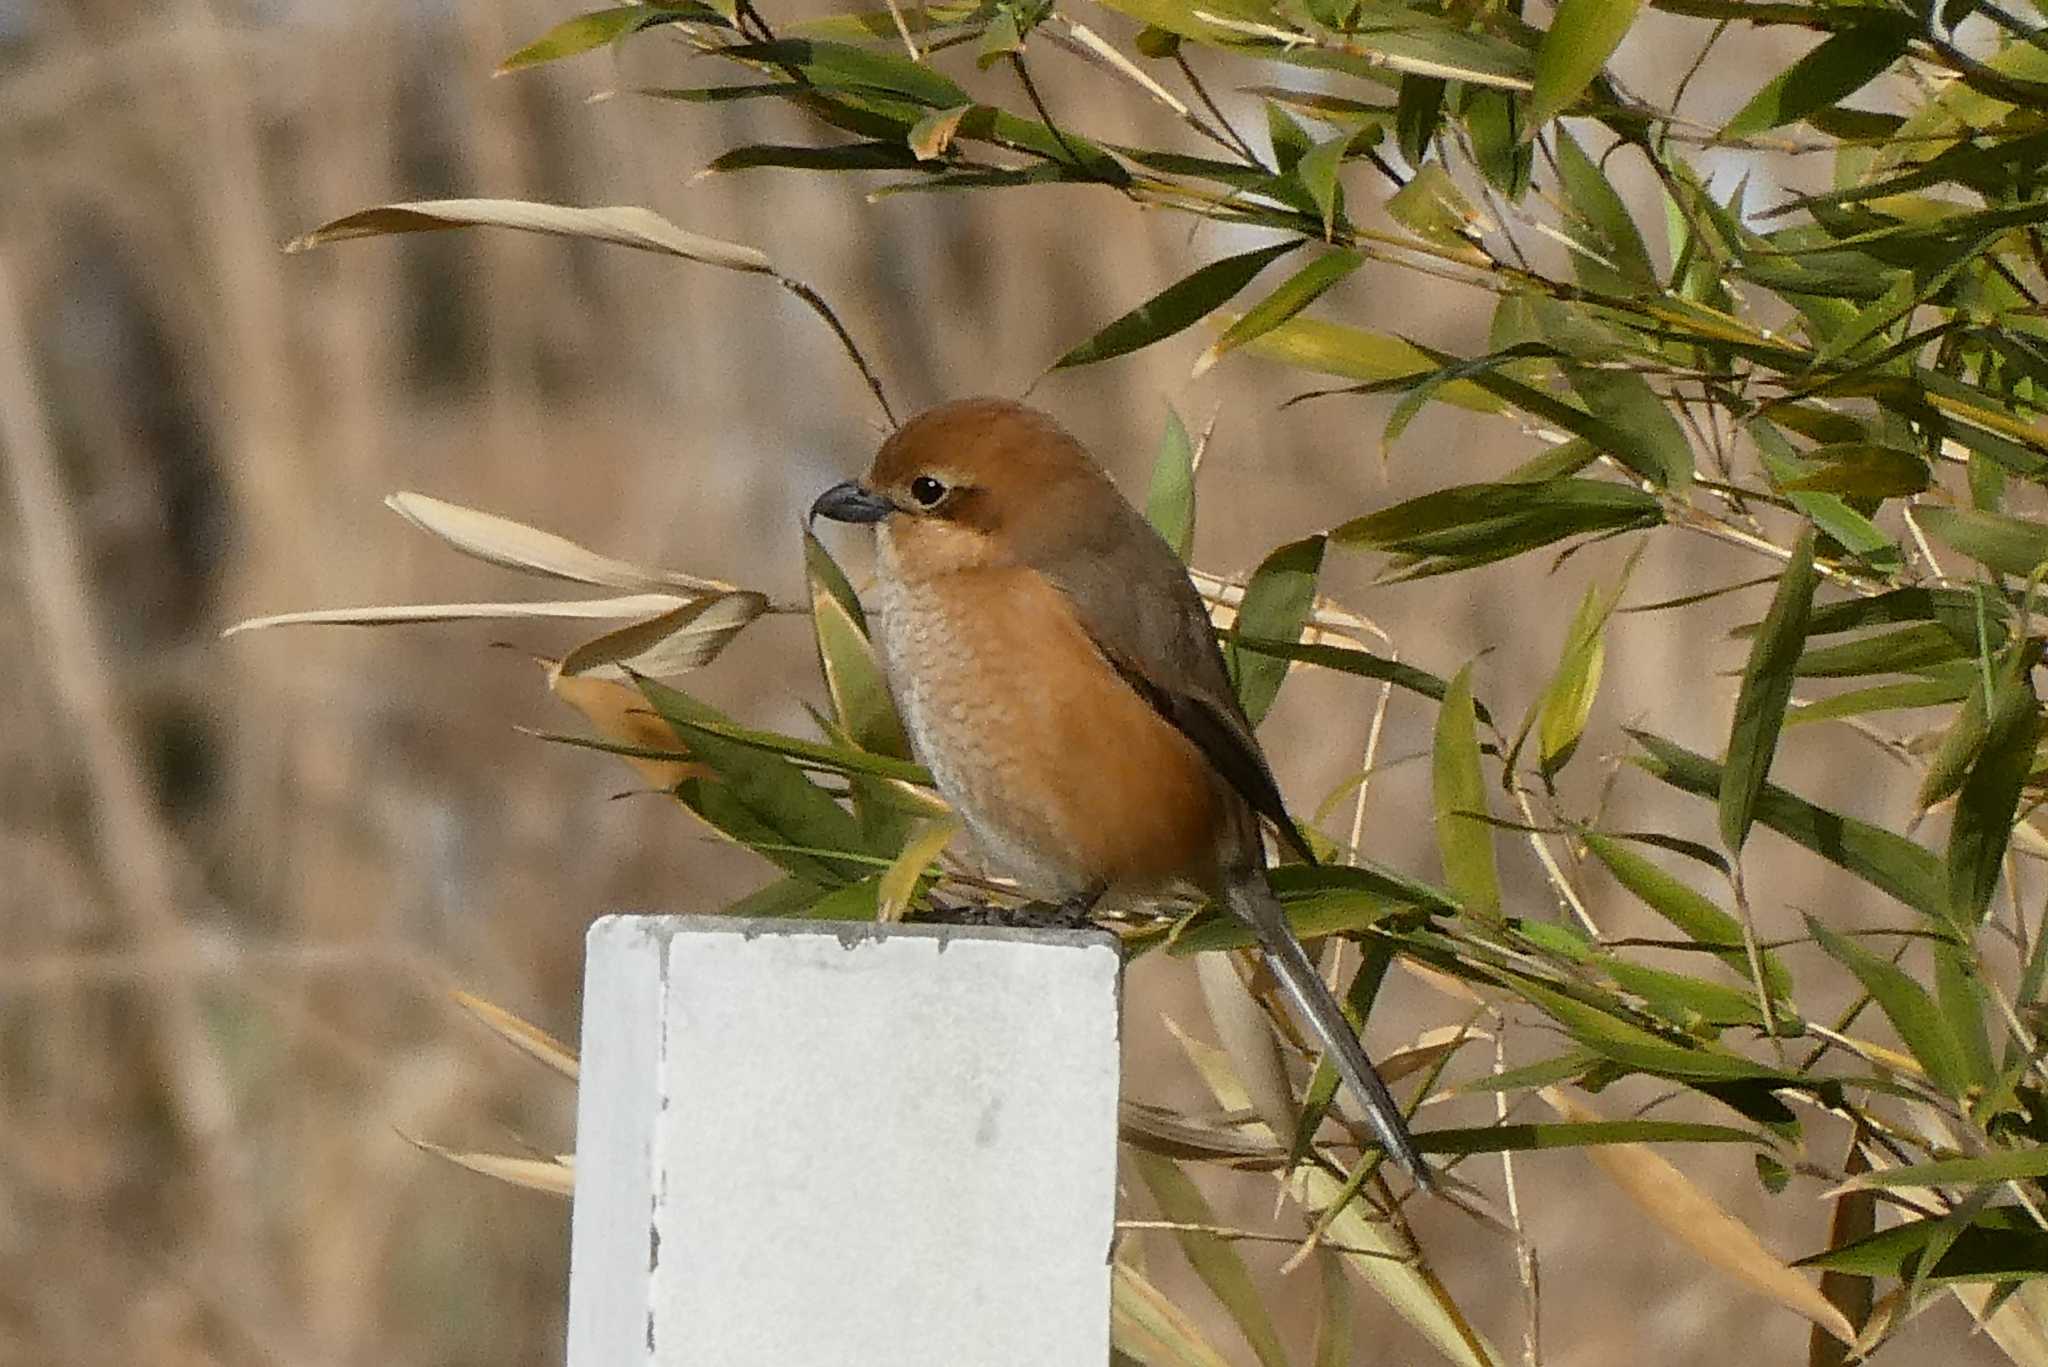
[809, 481, 894, 527]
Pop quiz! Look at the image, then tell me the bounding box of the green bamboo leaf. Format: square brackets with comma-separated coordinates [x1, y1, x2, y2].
[499, 6, 678, 72]
[1196, 250, 1364, 375]
[1416, 1119, 1760, 1152]
[1722, 17, 1916, 136]
[1510, 976, 1787, 1081]
[976, 7, 1023, 67]
[1051, 241, 1301, 370]
[1835, 1150, 2048, 1191]
[1790, 677, 1971, 727]
[1630, 732, 1948, 920]
[1795, 623, 1968, 679]
[1582, 834, 1793, 999]
[1721, 527, 1818, 854]
[1933, 943, 1997, 1098]
[1279, 29, 1534, 92]
[1239, 317, 1506, 413]
[1532, 566, 1630, 778]
[804, 532, 910, 758]
[1332, 479, 1662, 567]
[1562, 364, 1694, 489]
[717, 38, 970, 106]
[1296, 131, 1350, 239]
[1388, 165, 1487, 255]
[1778, 444, 1930, 498]
[1530, 0, 1642, 128]
[1553, 129, 1657, 293]
[1805, 916, 1972, 1098]
[1128, 1150, 1295, 1367]
[1146, 406, 1198, 560]
[1434, 664, 1501, 919]
[638, 677, 898, 883]
[706, 142, 927, 174]
[1600, 957, 1775, 1029]
[1916, 506, 2048, 579]
[1226, 536, 1326, 726]
[1313, 1252, 1352, 1367]
[1797, 1207, 2048, 1283]
[1749, 420, 1901, 572]
[1947, 651, 2043, 924]
[1155, 862, 1456, 954]
[1224, 636, 1485, 723]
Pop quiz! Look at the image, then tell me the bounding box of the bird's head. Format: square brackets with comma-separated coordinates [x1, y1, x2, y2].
[809, 398, 1113, 576]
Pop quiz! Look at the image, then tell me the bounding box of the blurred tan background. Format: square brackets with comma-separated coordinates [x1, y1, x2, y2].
[0, 3, 2012, 1364]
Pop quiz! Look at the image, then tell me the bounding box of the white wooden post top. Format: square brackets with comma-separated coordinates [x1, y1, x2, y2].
[567, 914, 1124, 1367]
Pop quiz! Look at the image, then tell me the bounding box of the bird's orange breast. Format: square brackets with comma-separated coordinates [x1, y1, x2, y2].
[872, 560, 1226, 898]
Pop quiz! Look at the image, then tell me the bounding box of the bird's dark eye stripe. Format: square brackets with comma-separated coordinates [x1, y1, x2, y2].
[909, 475, 948, 507]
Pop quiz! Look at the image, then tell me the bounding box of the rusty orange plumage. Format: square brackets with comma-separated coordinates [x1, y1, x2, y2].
[811, 397, 1430, 1186]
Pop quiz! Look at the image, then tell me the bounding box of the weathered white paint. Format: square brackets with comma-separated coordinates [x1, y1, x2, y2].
[566, 915, 1123, 1366]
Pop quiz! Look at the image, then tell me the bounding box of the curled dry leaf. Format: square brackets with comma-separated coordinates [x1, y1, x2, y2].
[287, 198, 774, 276]
[223, 593, 689, 636]
[558, 592, 771, 678]
[546, 666, 709, 790]
[387, 491, 740, 594]
[1541, 1087, 1854, 1346]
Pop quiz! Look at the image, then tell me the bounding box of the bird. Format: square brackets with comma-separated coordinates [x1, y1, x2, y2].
[809, 396, 1431, 1187]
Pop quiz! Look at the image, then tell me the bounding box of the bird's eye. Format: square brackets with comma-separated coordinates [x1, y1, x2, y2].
[908, 475, 949, 508]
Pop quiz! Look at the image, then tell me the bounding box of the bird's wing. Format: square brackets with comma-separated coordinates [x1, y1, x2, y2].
[1045, 508, 1316, 867]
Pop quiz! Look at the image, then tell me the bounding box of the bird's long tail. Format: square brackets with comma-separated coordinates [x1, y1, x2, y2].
[1224, 877, 1433, 1189]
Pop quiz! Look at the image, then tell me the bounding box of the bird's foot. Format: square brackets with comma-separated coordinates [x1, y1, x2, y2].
[917, 892, 1103, 930]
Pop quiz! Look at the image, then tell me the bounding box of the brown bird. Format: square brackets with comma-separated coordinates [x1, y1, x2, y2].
[810, 397, 1430, 1186]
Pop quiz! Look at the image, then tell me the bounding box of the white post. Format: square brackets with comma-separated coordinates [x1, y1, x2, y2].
[566, 915, 1124, 1366]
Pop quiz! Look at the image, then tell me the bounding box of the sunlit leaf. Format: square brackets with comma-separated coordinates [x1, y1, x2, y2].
[1530, 0, 1641, 128]
[1226, 536, 1326, 726]
[1434, 664, 1500, 919]
[1196, 250, 1363, 376]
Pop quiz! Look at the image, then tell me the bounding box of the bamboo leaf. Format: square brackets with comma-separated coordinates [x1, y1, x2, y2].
[1834, 1150, 2048, 1191]
[1947, 652, 2042, 924]
[1195, 250, 1364, 376]
[1544, 1089, 1855, 1345]
[1226, 535, 1326, 726]
[288, 200, 773, 275]
[875, 817, 959, 922]
[1530, 0, 1642, 128]
[1434, 664, 1500, 919]
[1111, 1260, 1237, 1367]
[1052, 241, 1301, 369]
[1917, 507, 2048, 579]
[1722, 527, 1818, 855]
[1582, 833, 1793, 998]
[1129, 1149, 1296, 1367]
[1147, 407, 1199, 560]
[1805, 916, 1972, 1098]
[499, 7, 674, 72]
[1723, 18, 1916, 136]
[1631, 732, 1947, 920]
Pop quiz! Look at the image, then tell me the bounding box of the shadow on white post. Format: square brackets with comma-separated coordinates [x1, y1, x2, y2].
[566, 915, 1124, 1366]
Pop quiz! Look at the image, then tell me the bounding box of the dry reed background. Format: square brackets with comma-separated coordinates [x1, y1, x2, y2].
[0, 3, 2014, 1364]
